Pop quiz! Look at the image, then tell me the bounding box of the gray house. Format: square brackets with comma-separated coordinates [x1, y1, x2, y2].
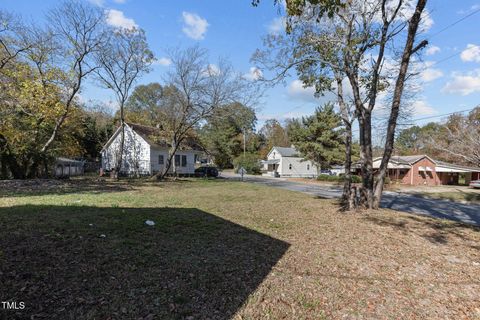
[261, 146, 318, 178]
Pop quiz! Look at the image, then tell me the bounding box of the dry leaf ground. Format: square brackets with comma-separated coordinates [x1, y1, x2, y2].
[0, 178, 479, 319]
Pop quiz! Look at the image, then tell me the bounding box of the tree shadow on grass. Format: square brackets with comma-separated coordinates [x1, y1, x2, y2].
[365, 214, 480, 248]
[0, 178, 136, 198]
[0, 206, 289, 320]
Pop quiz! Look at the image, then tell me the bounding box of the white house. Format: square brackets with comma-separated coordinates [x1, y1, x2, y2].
[101, 123, 203, 176]
[261, 146, 318, 178]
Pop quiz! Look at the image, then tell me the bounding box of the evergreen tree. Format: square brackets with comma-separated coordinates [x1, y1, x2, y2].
[200, 103, 257, 168]
[287, 103, 344, 170]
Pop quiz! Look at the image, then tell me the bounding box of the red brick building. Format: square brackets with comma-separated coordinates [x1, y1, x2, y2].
[369, 155, 480, 186]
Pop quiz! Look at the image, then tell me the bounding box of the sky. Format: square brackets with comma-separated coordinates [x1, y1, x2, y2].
[2, 0, 480, 130]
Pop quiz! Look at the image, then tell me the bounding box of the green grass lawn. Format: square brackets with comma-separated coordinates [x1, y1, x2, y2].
[1, 178, 480, 319]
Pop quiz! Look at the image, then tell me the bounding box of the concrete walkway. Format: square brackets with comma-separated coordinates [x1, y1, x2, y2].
[221, 172, 480, 227]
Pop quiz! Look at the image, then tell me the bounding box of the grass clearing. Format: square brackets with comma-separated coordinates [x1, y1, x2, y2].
[1, 178, 480, 319]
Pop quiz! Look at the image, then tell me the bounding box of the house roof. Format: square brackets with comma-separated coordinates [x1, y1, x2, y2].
[102, 123, 205, 152]
[435, 160, 480, 172]
[373, 155, 436, 165]
[262, 159, 280, 165]
[272, 146, 300, 157]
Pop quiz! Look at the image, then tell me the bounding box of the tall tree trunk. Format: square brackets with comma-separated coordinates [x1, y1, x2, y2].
[341, 121, 354, 210]
[0, 134, 24, 179]
[357, 110, 374, 209]
[335, 73, 355, 210]
[373, 0, 428, 208]
[156, 139, 181, 180]
[115, 121, 125, 179]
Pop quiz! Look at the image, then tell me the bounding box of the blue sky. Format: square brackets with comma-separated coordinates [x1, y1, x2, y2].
[3, 0, 480, 129]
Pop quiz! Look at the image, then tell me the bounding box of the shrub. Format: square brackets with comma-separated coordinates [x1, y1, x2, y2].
[233, 153, 261, 175]
[317, 174, 342, 182]
[319, 174, 362, 183]
[351, 175, 362, 183]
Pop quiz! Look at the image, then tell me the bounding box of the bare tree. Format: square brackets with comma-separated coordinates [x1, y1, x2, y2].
[372, 0, 428, 208]
[252, 5, 358, 209]
[95, 27, 154, 178]
[428, 107, 480, 166]
[0, 10, 32, 71]
[41, 0, 106, 155]
[154, 46, 259, 180]
[254, 0, 428, 209]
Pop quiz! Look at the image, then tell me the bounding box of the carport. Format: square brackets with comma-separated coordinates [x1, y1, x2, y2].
[435, 161, 480, 185]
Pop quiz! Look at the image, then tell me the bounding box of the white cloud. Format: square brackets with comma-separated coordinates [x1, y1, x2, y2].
[287, 80, 317, 102]
[267, 17, 286, 34]
[106, 9, 137, 30]
[420, 11, 434, 32]
[244, 67, 263, 81]
[442, 69, 480, 95]
[458, 4, 480, 14]
[204, 64, 220, 76]
[374, 3, 433, 32]
[411, 100, 436, 116]
[421, 63, 443, 82]
[88, 0, 104, 7]
[460, 44, 480, 63]
[181, 12, 208, 40]
[426, 45, 440, 56]
[258, 110, 309, 121]
[154, 57, 172, 66]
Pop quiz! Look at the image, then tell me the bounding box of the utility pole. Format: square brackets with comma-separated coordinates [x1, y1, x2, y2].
[243, 128, 246, 158]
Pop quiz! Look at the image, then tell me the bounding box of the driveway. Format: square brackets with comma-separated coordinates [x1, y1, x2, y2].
[221, 172, 480, 227]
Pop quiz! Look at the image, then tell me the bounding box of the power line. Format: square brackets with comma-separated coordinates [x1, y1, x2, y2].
[428, 7, 480, 39]
[402, 107, 477, 124]
[419, 7, 480, 67]
[428, 51, 462, 68]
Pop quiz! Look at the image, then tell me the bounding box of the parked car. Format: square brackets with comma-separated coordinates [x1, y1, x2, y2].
[320, 169, 333, 176]
[469, 180, 480, 189]
[194, 166, 219, 178]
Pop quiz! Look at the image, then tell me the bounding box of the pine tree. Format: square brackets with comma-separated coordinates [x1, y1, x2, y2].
[288, 103, 345, 171]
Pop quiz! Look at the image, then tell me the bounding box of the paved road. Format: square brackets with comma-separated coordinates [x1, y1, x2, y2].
[222, 172, 480, 227]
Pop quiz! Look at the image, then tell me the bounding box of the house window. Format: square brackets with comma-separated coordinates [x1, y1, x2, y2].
[181, 155, 187, 167]
[175, 155, 181, 166]
[289, 164, 292, 170]
[158, 155, 164, 165]
[307, 164, 310, 170]
[273, 152, 276, 159]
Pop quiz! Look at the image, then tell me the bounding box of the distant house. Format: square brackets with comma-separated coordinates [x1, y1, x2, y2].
[330, 165, 346, 176]
[54, 157, 85, 178]
[261, 146, 318, 178]
[101, 123, 203, 176]
[360, 155, 480, 186]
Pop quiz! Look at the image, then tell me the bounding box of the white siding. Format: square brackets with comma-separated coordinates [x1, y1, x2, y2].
[150, 148, 169, 174]
[173, 151, 197, 175]
[150, 148, 198, 175]
[280, 157, 318, 178]
[101, 125, 151, 175]
[267, 148, 282, 172]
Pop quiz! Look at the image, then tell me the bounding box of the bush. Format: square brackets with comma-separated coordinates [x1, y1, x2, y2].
[351, 175, 362, 183]
[233, 153, 261, 175]
[319, 174, 362, 183]
[317, 174, 342, 182]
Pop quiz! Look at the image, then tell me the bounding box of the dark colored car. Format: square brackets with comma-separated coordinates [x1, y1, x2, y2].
[320, 169, 333, 175]
[194, 166, 219, 178]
